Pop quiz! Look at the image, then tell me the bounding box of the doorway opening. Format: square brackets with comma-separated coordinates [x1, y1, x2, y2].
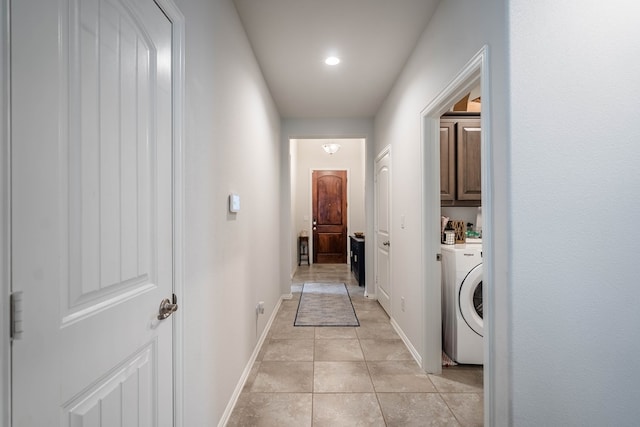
[420, 46, 491, 381]
[289, 138, 366, 274]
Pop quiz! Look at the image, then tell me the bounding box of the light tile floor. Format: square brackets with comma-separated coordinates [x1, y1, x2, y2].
[227, 264, 483, 426]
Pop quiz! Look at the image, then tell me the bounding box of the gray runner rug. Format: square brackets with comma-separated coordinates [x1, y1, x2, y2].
[294, 282, 360, 327]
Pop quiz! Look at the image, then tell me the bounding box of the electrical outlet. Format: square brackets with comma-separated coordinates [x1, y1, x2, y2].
[256, 301, 265, 315]
[401, 297, 405, 312]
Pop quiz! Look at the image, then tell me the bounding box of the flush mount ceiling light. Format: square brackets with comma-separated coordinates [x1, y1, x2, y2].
[322, 143, 341, 154]
[325, 56, 340, 66]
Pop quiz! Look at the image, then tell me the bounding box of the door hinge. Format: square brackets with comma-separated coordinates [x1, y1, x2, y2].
[10, 291, 24, 340]
[436, 253, 442, 261]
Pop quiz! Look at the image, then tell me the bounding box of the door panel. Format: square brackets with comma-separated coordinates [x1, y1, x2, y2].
[67, 0, 160, 321]
[375, 151, 391, 315]
[312, 170, 347, 264]
[62, 345, 154, 426]
[439, 121, 455, 201]
[456, 119, 482, 200]
[11, 0, 174, 424]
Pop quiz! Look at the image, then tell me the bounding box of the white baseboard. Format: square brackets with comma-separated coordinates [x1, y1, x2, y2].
[390, 317, 422, 368]
[217, 295, 285, 427]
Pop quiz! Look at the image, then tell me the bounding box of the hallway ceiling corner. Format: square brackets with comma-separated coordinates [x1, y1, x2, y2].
[233, 0, 441, 119]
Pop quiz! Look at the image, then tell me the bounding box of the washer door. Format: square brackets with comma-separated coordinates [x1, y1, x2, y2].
[459, 263, 483, 337]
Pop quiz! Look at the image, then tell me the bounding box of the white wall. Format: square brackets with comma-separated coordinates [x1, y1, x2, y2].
[292, 138, 366, 265]
[373, 0, 509, 422]
[441, 206, 480, 233]
[173, 0, 282, 424]
[289, 138, 298, 277]
[381, 0, 640, 424]
[508, 1, 640, 424]
[281, 118, 375, 295]
[0, 1, 8, 424]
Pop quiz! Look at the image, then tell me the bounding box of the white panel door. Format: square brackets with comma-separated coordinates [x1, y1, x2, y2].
[11, 0, 175, 425]
[375, 149, 391, 316]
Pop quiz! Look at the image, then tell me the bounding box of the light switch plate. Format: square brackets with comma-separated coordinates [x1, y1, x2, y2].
[229, 193, 240, 213]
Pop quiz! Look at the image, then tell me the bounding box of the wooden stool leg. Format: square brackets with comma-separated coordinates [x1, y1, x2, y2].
[298, 236, 310, 266]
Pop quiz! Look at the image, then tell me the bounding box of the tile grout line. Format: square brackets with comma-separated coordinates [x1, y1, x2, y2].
[357, 310, 389, 426]
[311, 326, 316, 425]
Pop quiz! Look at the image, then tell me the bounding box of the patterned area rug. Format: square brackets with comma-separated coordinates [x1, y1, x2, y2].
[294, 282, 360, 327]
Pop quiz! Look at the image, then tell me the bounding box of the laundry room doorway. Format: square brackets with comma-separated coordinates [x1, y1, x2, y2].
[420, 45, 493, 378]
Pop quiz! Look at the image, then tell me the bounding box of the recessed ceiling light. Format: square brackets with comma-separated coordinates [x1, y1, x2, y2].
[325, 56, 340, 66]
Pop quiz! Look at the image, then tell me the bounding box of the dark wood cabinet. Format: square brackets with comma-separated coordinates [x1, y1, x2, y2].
[440, 121, 455, 202]
[440, 115, 481, 206]
[349, 236, 365, 286]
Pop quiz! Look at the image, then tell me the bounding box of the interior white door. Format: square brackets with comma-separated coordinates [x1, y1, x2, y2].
[11, 0, 174, 425]
[375, 149, 391, 316]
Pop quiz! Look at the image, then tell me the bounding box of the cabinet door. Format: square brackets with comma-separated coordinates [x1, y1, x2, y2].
[440, 121, 456, 201]
[456, 119, 482, 201]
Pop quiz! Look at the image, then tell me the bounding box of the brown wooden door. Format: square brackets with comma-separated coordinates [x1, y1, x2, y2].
[312, 170, 348, 263]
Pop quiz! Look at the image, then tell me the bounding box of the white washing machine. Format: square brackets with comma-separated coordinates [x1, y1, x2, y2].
[441, 243, 483, 364]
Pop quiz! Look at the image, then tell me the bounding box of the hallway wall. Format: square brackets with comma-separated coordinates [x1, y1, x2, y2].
[174, 0, 282, 424]
[376, 0, 640, 424]
[373, 0, 509, 422]
[508, 1, 640, 424]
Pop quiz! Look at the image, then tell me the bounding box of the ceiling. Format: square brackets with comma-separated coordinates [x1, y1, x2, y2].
[233, 0, 441, 118]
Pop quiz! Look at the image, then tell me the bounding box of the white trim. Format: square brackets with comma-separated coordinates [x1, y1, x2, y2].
[419, 45, 499, 425]
[478, 47, 507, 427]
[390, 317, 421, 366]
[374, 145, 391, 163]
[0, 0, 10, 424]
[217, 295, 285, 427]
[152, 0, 185, 426]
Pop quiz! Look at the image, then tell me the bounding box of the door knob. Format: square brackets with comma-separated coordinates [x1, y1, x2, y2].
[158, 294, 178, 320]
[383, 241, 390, 246]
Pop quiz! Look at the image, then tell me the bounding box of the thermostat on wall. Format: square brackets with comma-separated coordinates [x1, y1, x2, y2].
[229, 193, 240, 213]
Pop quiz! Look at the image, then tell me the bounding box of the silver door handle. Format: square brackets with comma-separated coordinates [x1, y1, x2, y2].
[158, 294, 178, 320]
[383, 241, 390, 246]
